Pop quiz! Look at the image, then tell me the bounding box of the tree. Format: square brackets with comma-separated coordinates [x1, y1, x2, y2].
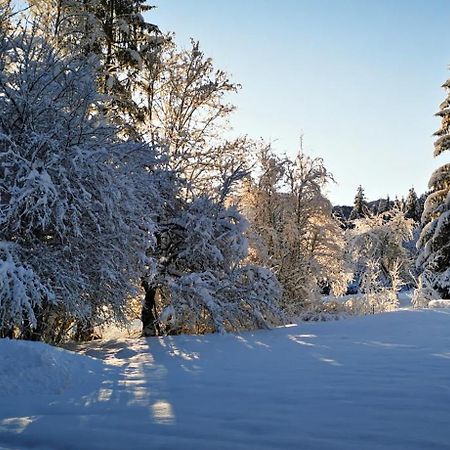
[241, 146, 351, 317]
[139, 37, 251, 198]
[28, 2, 281, 335]
[358, 259, 403, 313]
[346, 210, 415, 295]
[0, 26, 158, 342]
[27, 2, 251, 197]
[23, 2, 284, 337]
[393, 195, 405, 212]
[143, 195, 284, 335]
[404, 187, 421, 222]
[415, 72, 450, 303]
[0, 1, 11, 31]
[27, 0, 161, 136]
[349, 185, 369, 220]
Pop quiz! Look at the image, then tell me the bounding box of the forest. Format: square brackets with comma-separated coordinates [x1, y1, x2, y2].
[0, 1, 449, 343]
[1, 2, 450, 449]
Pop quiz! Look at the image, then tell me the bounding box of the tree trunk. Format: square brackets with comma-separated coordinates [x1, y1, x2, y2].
[0, 327, 14, 339]
[141, 281, 159, 336]
[74, 322, 99, 342]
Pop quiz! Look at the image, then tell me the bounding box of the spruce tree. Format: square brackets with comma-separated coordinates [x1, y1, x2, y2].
[416, 73, 450, 301]
[27, 0, 161, 136]
[349, 185, 369, 220]
[404, 188, 420, 222]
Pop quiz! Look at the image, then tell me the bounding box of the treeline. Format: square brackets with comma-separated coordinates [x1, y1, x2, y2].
[0, 1, 448, 343]
[334, 185, 426, 224]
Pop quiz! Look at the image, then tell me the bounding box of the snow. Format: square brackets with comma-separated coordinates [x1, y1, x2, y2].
[429, 299, 450, 308]
[0, 339, 103, 396]
[2, 309, 450, 449]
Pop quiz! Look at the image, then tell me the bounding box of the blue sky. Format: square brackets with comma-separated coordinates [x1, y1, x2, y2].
[150, 0, 450, 204]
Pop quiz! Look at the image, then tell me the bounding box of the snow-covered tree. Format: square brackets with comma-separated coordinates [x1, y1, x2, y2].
[356, 258, 403, 314]
[142, 195, 284, 335]
[404, 187, 421, 222]
[28, 2, 250, 196]
[418, 192, 427, 217]
[415, 72, 450, 303]
[0, 1, 11, 29]
[241, 146, 351, 317]
[26, 4, 282, 336]
[0, 26, 158, 341]
[138, 37, 251, 198]
[346, 210, 415, 295]
[349, 185, 370, 220]
[393, 195, 405, 212]
[26, 0, 161, 137]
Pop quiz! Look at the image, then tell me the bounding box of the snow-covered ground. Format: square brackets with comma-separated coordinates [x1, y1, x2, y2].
[429, 299, 450, 309]
[2, 308, 450, 449]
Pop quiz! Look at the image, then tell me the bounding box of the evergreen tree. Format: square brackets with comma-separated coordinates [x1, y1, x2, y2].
[404, 187, 421, 222]
[27, 0, 161, 136]
[349, 185, 369, 220]
[415, 72, 450, 303]
[418, 192, 427, 220]
[393, 195, 405, 211]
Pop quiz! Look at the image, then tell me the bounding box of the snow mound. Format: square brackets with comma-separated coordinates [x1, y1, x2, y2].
[429, 299, 450, 308]
[0, 339, 103, 396]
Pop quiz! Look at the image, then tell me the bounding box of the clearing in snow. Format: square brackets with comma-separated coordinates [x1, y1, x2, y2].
[1, 309, 450, 449]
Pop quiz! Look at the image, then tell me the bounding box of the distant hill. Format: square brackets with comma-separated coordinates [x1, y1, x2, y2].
[332, 205, 352, 221]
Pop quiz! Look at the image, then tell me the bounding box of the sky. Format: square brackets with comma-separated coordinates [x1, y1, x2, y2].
[150, 0, 450, 205]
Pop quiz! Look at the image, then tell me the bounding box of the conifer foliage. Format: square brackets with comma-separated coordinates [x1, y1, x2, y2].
[404, 187, 421, 222]
[28, 0, 161, 136]
[415, 74, 450, 303]
[349, 185, 370, 220]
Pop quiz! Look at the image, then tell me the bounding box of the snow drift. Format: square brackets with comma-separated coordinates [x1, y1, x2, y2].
[0, 339, 103, 396]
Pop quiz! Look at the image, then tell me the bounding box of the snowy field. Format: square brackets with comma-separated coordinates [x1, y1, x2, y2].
[2, 309, 450, 449]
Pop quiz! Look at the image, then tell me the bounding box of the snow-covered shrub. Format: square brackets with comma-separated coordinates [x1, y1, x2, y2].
[296, 299, 349, 321]
[343, 297, 371, 315]
[360, 259, 401, 313]
[346, 210, 415, 293]
[412, 270, 441, 308]
[0, 27, 157, 341]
